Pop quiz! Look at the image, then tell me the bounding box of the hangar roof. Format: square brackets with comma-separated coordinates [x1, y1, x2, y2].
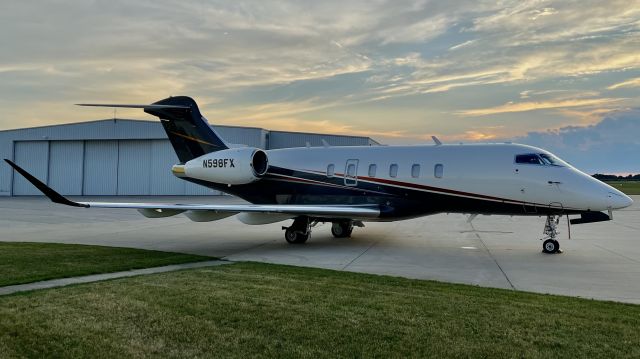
[0, 119, 380, 148]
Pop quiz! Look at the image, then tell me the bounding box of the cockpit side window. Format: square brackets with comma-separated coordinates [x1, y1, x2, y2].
[515, 154, 543, 165]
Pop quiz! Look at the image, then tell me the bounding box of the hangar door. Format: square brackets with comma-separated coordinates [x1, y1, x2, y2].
[12, 141, 49, 195]
[48, 141, 84, 195]
[149, 140, 187, 195]
[118, 140, 152, 195]
[12, 139, 216, 196]
[83, 141, 118, 195]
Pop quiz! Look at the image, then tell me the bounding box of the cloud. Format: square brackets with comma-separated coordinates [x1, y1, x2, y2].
[0, 0, 639, 171]
[458, 98, 625, 116]
[513, 109, 640, 173]
[469, 0, 640, 46]
[608, 77, 640, 90]
[449, 40, 476, 51]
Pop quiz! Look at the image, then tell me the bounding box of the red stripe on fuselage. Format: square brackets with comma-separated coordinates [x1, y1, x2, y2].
[295, 167, 577, 210]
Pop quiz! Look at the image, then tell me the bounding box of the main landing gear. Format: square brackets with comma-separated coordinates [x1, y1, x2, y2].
[541, 215, 562, 254]
[331, 221, 353, 238]
[283, 218, 363, 243]
[283, 216, 312, 244]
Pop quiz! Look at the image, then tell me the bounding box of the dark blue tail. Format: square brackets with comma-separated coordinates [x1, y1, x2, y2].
[145, 96, 228, 163]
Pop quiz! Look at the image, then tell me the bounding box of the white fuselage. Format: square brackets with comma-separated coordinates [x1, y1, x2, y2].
[258, 143, 631, 213]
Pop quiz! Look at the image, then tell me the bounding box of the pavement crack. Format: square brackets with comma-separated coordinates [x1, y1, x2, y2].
[342, 240, 378, 270]
[221, 240, 276, 259]
[592, 244, 640, 264]
[471, 223, 516, 290]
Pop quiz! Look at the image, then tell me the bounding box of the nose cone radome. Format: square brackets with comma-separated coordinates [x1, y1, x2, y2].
[609, 191, 633, 209]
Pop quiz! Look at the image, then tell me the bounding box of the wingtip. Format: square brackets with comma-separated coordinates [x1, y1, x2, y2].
[4, 158, 88, 208]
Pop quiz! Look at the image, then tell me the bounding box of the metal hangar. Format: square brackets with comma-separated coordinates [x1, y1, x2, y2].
[0, 119, 378, 196]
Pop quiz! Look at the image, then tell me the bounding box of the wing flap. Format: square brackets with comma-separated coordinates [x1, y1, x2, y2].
[83, 202, 380, 218]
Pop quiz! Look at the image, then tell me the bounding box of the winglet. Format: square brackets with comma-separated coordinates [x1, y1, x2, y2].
[431, 136, 442, 146]
[4, 159, 88, 208]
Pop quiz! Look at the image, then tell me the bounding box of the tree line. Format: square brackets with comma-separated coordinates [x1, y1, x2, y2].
[592, 174, 640, 181]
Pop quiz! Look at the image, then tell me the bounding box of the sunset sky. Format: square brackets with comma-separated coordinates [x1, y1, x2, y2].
[1, 1, 639, 173]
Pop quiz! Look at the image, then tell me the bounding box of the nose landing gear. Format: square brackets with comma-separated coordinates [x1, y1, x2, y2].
[541, 215, 562, 254]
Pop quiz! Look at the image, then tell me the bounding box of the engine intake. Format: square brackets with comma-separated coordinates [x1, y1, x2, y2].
[183, 148, 269, 185]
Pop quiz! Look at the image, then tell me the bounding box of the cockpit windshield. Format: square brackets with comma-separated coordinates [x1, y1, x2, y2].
[539, 153, 560, 165]
[515, 153, 568, 167]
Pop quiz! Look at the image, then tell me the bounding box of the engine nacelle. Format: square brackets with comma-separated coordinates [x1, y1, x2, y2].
[183, 148, 269, 185]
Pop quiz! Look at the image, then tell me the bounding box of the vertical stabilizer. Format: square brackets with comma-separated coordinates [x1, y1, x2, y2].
[145, 96, 228, 162]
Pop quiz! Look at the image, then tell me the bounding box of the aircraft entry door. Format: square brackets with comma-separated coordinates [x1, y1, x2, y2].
[344, 159, 358, 186]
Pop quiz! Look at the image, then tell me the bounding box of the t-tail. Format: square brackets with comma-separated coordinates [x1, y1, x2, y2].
[77, 96, 228, 163]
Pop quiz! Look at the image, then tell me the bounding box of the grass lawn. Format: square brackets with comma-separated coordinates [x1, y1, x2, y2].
[1, 262, 638, 358]
[605, 181, 640, 195]
[0, 242, 211, 287]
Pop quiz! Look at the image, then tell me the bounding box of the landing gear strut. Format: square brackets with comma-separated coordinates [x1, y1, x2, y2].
[541, 215, 562, 254]
[283, 216, 311, 244]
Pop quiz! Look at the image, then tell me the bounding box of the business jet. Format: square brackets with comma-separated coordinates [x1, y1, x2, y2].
[5, 96, 633, 254]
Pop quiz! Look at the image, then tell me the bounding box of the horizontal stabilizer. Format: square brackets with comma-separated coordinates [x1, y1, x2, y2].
[570, 211, 610, 225]
[76, 103, 190, 109]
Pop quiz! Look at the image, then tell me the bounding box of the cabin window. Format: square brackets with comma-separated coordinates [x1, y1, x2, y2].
[346, 163, 356, 177]
[411, 164, 420, 178]
[434, 164, 443, 178]
[515, 154, 543, 165]
[326, 164, 335, 177]
[389, 164, 398, 178]
[368, 164, 377, 177]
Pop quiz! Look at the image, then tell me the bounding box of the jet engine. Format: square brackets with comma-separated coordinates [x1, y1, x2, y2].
[182, 148, 269, 185]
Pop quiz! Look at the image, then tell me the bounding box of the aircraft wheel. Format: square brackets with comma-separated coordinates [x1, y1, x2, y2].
[285, 228, 309, 244]
[331, 222, 353, 238]
[542, 239, 560, 254]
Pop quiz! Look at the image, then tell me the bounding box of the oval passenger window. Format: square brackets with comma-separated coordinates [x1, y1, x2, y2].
[434, 164, 443, 178]
[327, 164, 335, 177]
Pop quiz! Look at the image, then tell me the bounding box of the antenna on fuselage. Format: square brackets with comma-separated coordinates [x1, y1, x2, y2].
[431, 136, 442, 146]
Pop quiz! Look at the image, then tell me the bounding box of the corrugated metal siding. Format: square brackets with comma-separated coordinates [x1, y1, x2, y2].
[214, 126, 265, 149]
[149, 140, 185, 195]
[12, 141, 49, 195]
[83, 140, 118, 195]
[0, 140, 13, 195]
[185, 180, 215, 195]
[48, 141, 83, 195]
[117, 140, 152, 195]
[268, 131, 374, 149]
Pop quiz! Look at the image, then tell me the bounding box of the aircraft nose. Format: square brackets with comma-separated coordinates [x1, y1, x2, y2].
[608, 191, 633, 209]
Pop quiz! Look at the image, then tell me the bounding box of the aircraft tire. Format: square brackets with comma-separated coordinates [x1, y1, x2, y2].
[542, 239, 560, 254]
[331, 222, 353, 238]
[285, 228, 309, 244]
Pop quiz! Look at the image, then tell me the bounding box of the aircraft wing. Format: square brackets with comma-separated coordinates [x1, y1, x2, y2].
[4, 159, 380, 219]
